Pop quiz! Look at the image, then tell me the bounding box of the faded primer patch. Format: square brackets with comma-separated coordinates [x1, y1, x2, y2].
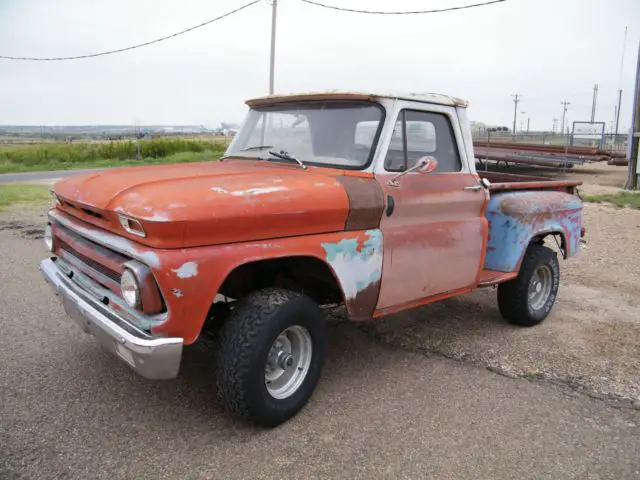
[321, 230, 383, 300]
[144, 212, 170, 222]
[114, 206, 169, 222]
[172, 261, 199, 279]
[230, 186, 286, 196]
[167, 202, 186, 209]
[210, 186, 286, 196]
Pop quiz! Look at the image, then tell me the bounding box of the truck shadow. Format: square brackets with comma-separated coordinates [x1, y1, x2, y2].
[363, 288, 516, 339]
[59, 290, 516, 434]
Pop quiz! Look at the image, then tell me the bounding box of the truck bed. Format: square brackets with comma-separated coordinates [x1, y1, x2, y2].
[478, 170, 582, 194]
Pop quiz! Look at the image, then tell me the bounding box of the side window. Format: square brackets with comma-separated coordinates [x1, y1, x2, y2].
[384, 110, 462, 173]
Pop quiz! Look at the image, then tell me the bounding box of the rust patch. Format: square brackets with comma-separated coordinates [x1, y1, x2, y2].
[335, 176, 384, 231]
[346, 279, 382, 320]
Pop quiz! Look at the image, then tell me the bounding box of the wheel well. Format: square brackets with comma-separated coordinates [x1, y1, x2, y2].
[531, 231, 567, 258]
[204, 256, 343, 324]
[202, 257, 344, 335]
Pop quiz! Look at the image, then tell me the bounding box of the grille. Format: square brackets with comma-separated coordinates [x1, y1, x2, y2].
[58, 239, 122, 283]
[59, 200, 107, 223]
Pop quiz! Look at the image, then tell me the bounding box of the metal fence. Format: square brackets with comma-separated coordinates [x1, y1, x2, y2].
[471, 131, 628, 153]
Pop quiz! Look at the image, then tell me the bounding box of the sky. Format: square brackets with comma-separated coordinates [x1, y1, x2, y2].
[1, 0, 639, 132]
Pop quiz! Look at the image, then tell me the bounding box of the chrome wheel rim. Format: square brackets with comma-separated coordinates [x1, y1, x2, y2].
[265, 325, 313, 400]
[528, 265, 553, 311]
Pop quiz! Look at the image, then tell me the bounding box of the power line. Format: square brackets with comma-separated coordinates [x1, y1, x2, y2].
[299, 0, 506, 15]
[0, 0, 261, 61]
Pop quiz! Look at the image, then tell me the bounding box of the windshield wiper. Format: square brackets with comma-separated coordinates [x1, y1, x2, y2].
[268, 150, 306, 169]
[221, 144, 274, 161]
[240, 144, 273, 152]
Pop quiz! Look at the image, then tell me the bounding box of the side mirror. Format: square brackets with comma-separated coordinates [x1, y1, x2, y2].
[387, 156, 438, 187]
[416, 156, 438, 174]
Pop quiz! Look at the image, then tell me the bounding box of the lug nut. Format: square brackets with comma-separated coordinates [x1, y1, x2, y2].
[278, 351, 294, 370]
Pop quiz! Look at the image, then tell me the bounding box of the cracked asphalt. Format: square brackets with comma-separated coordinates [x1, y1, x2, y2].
[1, 207, 640, 479]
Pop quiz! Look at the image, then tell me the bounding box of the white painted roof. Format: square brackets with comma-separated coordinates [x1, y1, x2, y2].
[246, 90, 469, 108]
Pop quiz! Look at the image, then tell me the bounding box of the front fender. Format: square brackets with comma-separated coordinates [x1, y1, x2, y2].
[484, 191, 582, 273]
[150, 229, 383, 343]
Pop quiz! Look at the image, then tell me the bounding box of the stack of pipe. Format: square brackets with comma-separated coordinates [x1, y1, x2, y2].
[473, 141, 626, 168]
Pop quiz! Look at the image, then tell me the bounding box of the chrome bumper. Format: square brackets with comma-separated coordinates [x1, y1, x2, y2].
[39, 258, 183, 379]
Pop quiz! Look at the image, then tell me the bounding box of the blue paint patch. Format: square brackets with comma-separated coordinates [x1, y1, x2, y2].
[484, 191, 582, 272]
[322, 238, 359, 262]
[361, 229, 383, 258]
[321, 229, 383, 299]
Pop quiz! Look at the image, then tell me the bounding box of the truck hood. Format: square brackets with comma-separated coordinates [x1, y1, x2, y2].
[53, 159, 371, 248]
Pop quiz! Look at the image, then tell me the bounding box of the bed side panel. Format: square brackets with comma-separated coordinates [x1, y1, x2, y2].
[484, 190, 582, 272]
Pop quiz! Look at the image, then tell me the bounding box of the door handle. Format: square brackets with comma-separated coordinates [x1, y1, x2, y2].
[463, 185, 483, 191]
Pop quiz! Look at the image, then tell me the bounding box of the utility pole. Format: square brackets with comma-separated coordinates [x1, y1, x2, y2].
[615, 26, 628, 135]
[624, 40, 640, 191]
[269, 0, 278, 95]
[560, 100, 570, 136]
[590, 84, 598, 122]
[527, 117, 530, 132]
[614, 89, 623, 134]
[511, 93, 521, 135]
[552, 118, 558, 133]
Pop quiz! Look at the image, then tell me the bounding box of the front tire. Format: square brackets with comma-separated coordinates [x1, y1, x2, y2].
[497, 243, 560, 327]
[214, 288, 326, 427]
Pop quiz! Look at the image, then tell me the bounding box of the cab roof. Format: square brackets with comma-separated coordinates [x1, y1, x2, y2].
[246, 90, 469, 108]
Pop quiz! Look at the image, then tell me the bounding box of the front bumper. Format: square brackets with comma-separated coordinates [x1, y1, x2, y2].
[39, 258, 183, 379]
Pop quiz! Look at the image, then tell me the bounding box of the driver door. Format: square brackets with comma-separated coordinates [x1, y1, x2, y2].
[374, 105, 487, 314]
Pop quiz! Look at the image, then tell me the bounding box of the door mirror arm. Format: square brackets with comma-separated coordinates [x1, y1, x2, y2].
[387, 156, 438, 188]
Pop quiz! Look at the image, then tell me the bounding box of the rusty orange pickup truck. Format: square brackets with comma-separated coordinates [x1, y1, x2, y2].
[40, 91, 584, 427]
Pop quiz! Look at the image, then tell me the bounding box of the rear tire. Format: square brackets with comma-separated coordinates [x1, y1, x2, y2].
[497, 243, 560, 327]
[214, 288, 326, 428]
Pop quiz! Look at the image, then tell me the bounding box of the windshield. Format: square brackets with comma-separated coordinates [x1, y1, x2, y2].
[225, 101, 385, 169]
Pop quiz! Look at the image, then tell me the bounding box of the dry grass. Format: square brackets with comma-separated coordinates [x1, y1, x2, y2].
[582, 191, 640, 209]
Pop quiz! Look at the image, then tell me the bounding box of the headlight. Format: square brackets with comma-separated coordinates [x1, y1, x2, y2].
[120, 269, 140, 308]
[44, 224, 54, 252]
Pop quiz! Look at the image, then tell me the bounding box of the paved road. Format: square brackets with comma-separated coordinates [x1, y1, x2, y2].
[1, 228, 639, 480]
[0, 168, 106, 184]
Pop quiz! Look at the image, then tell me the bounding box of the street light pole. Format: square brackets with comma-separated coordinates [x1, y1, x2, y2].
[269, 0, 278, 95]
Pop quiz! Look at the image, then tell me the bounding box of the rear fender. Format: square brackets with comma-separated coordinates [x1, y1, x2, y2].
[484, 191, 582, 273]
